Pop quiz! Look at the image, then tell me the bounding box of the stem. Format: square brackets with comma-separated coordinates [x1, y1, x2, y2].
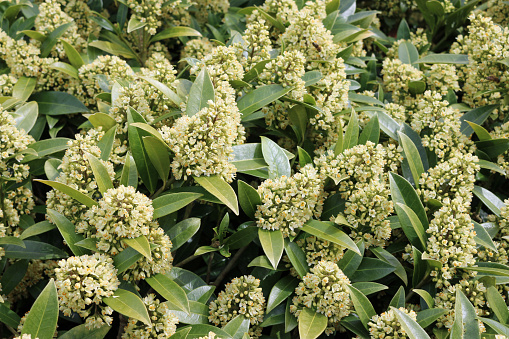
[175, 254, 199, 267]
[405, 274, 430, 303]
[150, 177, 175, 199]
[213, 246, 248, 287]
[6, 325, 17, 337]
[183, 202, 194, 219]
[206, 252, 214, 284]
[117, 314, 127, 339]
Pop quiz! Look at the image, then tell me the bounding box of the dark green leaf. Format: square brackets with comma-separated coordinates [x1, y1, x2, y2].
[151, 26, 202, 43]
[47, 209, 89, 256]
[392, 307, 431, 339]
[350, 257, 396, 282]
[187, 67, 214, 116]
[347, 285, 376, 328]
[358, 113, 379, 145]
[193, 175, 239, 215]
[21, 279, 59, 339]
[416, 54, 469, 64]
[104, 289, 151, 326]
[302, 220, 361, 255]
[394, 202, 427, 252]
[146, 274, 190, 315]
[389, 286, 406, 308]
[343, 109, 359, 151]
[167, 218, 201, 251]
[31, 91, 88, 115]
[261, 136, 291, 179]
[3, 240, 68, 260]
[238, 85, 293, 118]
[284, 240, 309, 279]
[259, 228, 284, 269]
[238, 180, 261, 219]
[473, 186, 504, 217]
[267, 276, 300, 313]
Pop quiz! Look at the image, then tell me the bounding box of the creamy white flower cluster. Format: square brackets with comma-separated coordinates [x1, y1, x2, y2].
[290, 261, 352, 335]
[160, 82, 244, 182]
[125, 0, 164, 35]
[55, 253, 119, 329]
[47, 128, 115, 225]
[255, 164, 325, 238]
[425, 198, 477, 288]
[181, 38, 215, 61]
[491, 122, 509, 178]
[290, 236, 345, 276]
[0, 74, 17, 97]
[418, 151, 479, 208]
[52, 0, 99, 40]
[381, 58, 423, 104]
[190, 46, 244, 84]
[486, 0, 509, 26]
[209, 275, 265, 337]
[451, 13, 509, 121]
[194, 0, 229, 24]
[122, 293, 179, 338]
[35, 0, 85, 58]
[368, 307, 417, 338]
[315, 142, 393, 247]
[386, 28, 429, 59]
[236, 19, 272, 70]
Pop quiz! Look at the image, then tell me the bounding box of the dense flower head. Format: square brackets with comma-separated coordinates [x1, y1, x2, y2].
[55, 253, 119, 328]
[425, 198, 477, 288]
[181, 38, 215, 61]
[386, 28, 429, 59]
[160, 82, 243, 182]
[486, 0, 509, 26]
[381, 58, 423, 104]
[194, 0, 229, 23]
[0, 74, 17, 96]
[109, 81, 154, 133]
[385, 102, 407, 124]
[418, 151, 479, 207]
[255, 164, 325, 238]
[236, 18, 272, 70]
[190, 46, 244, 83]
[125, 0, 164, 35]
[368, 307, 417, 338]
[426, 64, 460, 96]
[259, 0, 298, 24]
[209, 275, 265, 337]
[292, 236, 345, 275]
[290, 261, 352, 335]
[122, 294, 179, 338]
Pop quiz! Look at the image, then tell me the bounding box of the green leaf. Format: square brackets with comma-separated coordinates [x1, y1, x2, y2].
[47, 209, 89, 256]
[120, 152, 138, 189]
[61, 40, 85, 69]
[248, 255, 276, 270]
[487, 286, 509, 324]
[151, 26, 202, 43]
[146, 274, 191, 315]
[3, 240, 68, 260]
[267, 276, 300, 314]
[476, 139, 509, 159]
[12, 101, 38, 133]
[398, 41, 419, 65]
[389, 172, 428, 229]
[416, 54, 469, 64]
[473, 221, 498, 252]
[338, 240, 365, 278]
[194, 246, 218, 256]
[44, 158, 62, 180]
[347, 285, 376, 328]
[466, 121, 492, 141]
[127, 108, 158, 193]
[97, 126, 116, 161]
[460, 104, 499, 136]
[231, 143, 268, 171]
[143, 136, 170, 184]
[348, 93, 384, 106]
[408, 80, 427, 95]
[284, 239, 309, 279]
[22, 30, 47, 42]
[391, 306, 431, 339]
[389, 286, 406, 308]
[298, 308, 328, 339]
[298, 146, 313, 167]
[288, 105, 308, 142]
[12, 76, 37, 103]
[88, 41, 136, 59]
[104, 289, 151, 326]
[172, 325, 231, 339]
[343, 109, 359, 151]
[28, 137, 70, 158]
[261, 136, 291, 179]
[58, 324, 111, 339]
[31, 91, 89, 115]
[40, 22, 73, 57]
[138, 76, 183, 106]
[127, 16, 147, 33]
[49, 61, 79, 79]
[302, 71, 322, 87]
[350, 257, 396, 282]
[394, 202, 427, 252]
[89, 112, 116, 131]
[19, 221, 56, 240]
[113, 247, 143, 274]
[397, 19, 411, 40]
[75, 238, 99, 252]
[85, 152, 113, 194]
[473, 186, 505, 217]
[238, 180, 261, 219]
[358, 113, 380, 145]
[167, 218, 201, 251]
[451, 289, 480, 339]
[0, 260, 28, 295]
[340, 315, 370, 339]
[414, 289, 434, 308]
[478, 317, 509, 337]
[0, 302, 21, 328]
[398, 131, 425, 188]
[122, 235, 151, 259]
[417, 308, 448, 328]
[165, 300, 209, 325]
[224, 224, 258, 250]
[259, 228, 284, 269]
[193, 175, 239, 215]
[153, 192, 203, 219]
[21, 279, 59, 339]
[351, 282, 388, 296]
[0, 236, 26, 247]
[302, 220, 361, 255]
[477, 159, 506, 176]
[224, 315, 250, 339]
[187, 67, 214, 116]
[371, 247, 407, 285]
[238, 84, 293, 118]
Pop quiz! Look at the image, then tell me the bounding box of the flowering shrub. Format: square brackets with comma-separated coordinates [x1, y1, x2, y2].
[1, 0, 509, 338]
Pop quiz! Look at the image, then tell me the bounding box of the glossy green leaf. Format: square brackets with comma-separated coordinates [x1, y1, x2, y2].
[151, 26, 202, 42]
[165, 300, 209, 325]
[49, 61, 78, 79]
[89, 112, 116, 131]
[473, 221, 498, 252]
[358, 113, 380, 145]
[146, 274, 190, 315]
[120, 152, 138, 189]
[351, 257, 396, 282]
[298, 308, 328, 339]
[47, 209, 89, 256]
[288, 105, 308, 142]
[113, 247, 143, 274]
[343, 109, 359, 151]
[416, 308, 448, 328]
[392, 306, 431, 339]
[21, 279, 59, 339]
[75, 238, 99, 252]
[167, 218, 201, 251]
[88, 41, 136, 59]
[467, 121, 492, 141]
[487, 286, 509, 324]
[389, 286, 406, 308]
[261, 136, 291, 179]
[187, 67, 214, 116]
[371, 246, 407, 285]
[19, 221, 56, 240]
[28, 137, 70, 158]
[416, 54, 469, 64]
[31, 91, 88, 115]
[224, 315, 250, 339]
[302, 220, 361, 255]
[347, 285, 376, 328]
[0, 260, 28, 295]
[153, 192, 203, 219]
[231, 143, 267, 171]
[12, 101, 38, 133]
[193, 175, 239, 215]
[0, 236, 26, 247]
[12, 76, 37, 103]
[298, 146, 313, 167]
[478, 317, 509, 336]
[460, 104, 499, 136]
[61, 40, 85, 68]
[172, 325, 231, 339]
[450, 289, 480, 339]
[338, 240, 365, 278]
[351, 282, 388, 296]
[238, 180, 261, 219]
[284, 239, 309, 278]
[398, 131, 425, 188]
[85, 152, 113, 194]
[473, 186, 505, 217]
[3, 240, 68, 259]
[259, 228, 284, 269]
[476, 139, 509, 160]
[58, 324, 111, 339]
[477, 159, 506, 175]
[143, 136, 170, 184]
[340, 315, 370, 339]
[238, 84, 293, 118]
[97, 126, 116, 161]
[104, 289, 151, 326]
[138, 76, 182, 106]
[394, 202, 427, 252]
[390, 172, 428, 229]
[127, 16, 147, 33]
[224, 224, 258, 250]
[267, 276, 300, 314]
[0, 302, 21, 328]
[398, 41, 419, 65]
[122, 235, 151, 259]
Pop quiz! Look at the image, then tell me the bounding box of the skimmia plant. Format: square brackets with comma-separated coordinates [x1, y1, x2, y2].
[1, 0, 509, 338]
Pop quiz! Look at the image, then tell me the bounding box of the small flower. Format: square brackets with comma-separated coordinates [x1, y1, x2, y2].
[368, 307, 418, 338]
